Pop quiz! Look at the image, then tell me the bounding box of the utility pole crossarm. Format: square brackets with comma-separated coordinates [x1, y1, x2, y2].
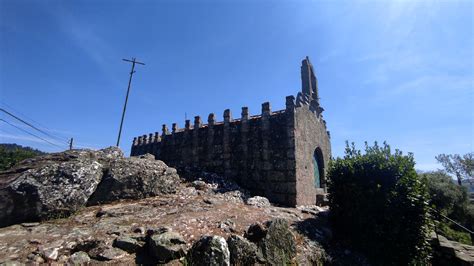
[122, 58, 145, 65]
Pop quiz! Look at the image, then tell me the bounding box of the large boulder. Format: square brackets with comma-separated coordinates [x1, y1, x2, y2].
[147, 230, 187, 263]
[227, 234, 264, 265]
[87, 154, 180, 205]
[0, 149, 104, 227]
[259, 219, 297, 265]
[186, 235, 230, 266]
[0, 148, 180, 227]
[243, 218, 297, 265]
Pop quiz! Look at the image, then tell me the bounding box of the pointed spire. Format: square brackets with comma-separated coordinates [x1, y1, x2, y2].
[301, 56, 319, 103]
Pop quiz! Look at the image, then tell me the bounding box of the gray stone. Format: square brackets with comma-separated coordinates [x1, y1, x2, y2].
[86, 154, 180, 205]
[113, 236, 141, 253]
[20, 222, 40, 227]
[68, 251, 90, 264]
[186, 235, 230, 266]
[138, 153, 155, 160]
[0, 149, 104, 227]
[218, 219, 236, 233]
[227, 234, 264, 265]
[433, 234, 474, 265]
[246, 196, 271, 207]
[97, 247, 128, 261]
[27, 253, 45, 263]
[148, 231, 186, 263]
[192, 180, 208, 190]
[41, 247, 59, 261]
[146, 226, 171, 236]
[131, 225, 145, 234]
[260, 218, 297, 265]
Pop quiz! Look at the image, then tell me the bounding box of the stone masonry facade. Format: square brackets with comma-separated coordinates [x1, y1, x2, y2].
[131, 57, 331, 206]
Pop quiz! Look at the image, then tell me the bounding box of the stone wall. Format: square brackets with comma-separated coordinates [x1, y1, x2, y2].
[131, 99, 298, 206]
[294, 105, 331, 205]
[131, 57, 331, 206]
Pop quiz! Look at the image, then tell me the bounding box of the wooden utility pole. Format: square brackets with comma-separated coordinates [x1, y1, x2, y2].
[116, 57, 145, 147]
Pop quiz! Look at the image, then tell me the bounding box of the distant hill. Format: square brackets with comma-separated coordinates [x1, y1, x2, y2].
[0, 143, 46, 171]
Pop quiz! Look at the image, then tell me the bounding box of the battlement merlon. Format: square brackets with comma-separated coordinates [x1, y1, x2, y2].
[130, 92, 328, 150]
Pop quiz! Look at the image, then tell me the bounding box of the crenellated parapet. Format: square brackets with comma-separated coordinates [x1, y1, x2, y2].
[130, 57, 331, 207]
[130, 99, 295, 156]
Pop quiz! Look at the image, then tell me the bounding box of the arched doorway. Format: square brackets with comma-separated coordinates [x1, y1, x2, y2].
[313, 147, 324, 188]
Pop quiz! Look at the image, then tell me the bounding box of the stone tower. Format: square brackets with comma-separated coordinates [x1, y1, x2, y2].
[131, 57, 331, 206]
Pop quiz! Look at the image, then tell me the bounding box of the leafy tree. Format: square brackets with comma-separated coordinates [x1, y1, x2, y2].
[328, 141, 432, 265]
[421, 171, 468, 216]
[0, 143, 45, 171]
[436, 153, 474, 186]
[421, 170, 473, 244]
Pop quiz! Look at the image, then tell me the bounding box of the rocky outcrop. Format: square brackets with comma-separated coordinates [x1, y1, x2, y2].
[0, 147, 332, 264]
[432, 234, 474, 265]
[87, 155, 179, 205]
[0, 181, 332, 265]
[0, 150, 104, 227]
[0, 148, 180, 227]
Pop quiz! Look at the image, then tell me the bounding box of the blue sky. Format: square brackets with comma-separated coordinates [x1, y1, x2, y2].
[0, 0, 472, 171]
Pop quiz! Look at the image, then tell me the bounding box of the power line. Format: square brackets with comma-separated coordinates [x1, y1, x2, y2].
[0, 108, 69, 144]
[0, 102, 69, 143]
[0, 119, 66, 149]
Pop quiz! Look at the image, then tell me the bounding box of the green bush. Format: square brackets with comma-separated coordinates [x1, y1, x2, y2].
[0, 143, 45, 171]
[328, 142, 432, 265]
[437, 222, 471, 244]
[421, 170, 473, 244]
[421, 171, 468, 217]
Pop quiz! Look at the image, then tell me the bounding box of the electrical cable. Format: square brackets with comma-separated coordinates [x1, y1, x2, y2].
[0, 108, 69, 144]
[0, 102, 70, 143]
[0, 119, 66, 149]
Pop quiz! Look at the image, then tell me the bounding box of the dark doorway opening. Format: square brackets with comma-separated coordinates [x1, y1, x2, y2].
[313, 147, 324, 188]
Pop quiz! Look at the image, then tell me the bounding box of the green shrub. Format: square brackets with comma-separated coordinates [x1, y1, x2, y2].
[0, 143, 45, 171]
[436, 222, 472, 244]
[421, 170, 473, 244]
[421, 171, 468, 217]
[328, 142, 432, 265]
